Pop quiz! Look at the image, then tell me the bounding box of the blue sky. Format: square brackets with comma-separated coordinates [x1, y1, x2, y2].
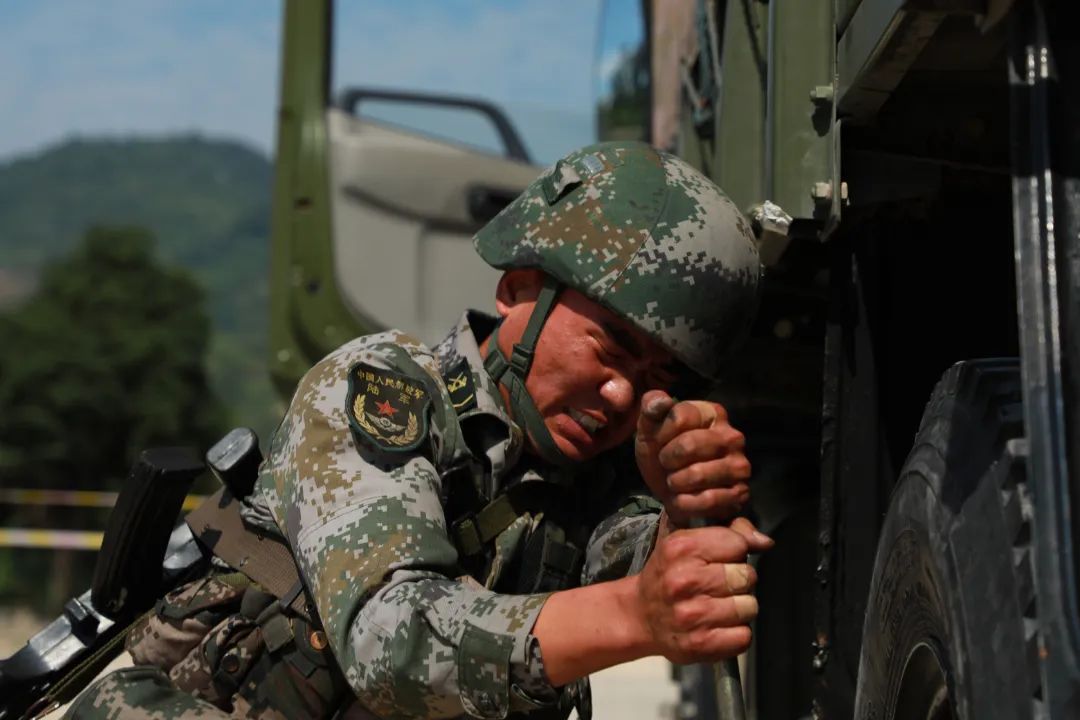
[0, 0, 603, 165]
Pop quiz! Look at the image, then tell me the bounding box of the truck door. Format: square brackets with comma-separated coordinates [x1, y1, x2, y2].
[326, 89, 540, 345]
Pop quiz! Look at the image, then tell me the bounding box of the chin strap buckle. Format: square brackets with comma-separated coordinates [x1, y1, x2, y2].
[509, 343, 534, 377]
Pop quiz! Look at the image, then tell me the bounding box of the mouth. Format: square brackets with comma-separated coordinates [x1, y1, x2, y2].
[568, 407, 606, 436]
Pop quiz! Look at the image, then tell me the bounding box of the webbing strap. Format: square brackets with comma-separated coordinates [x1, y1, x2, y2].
[452, 481, 569, 556]
[483, 278, 568, 466]
[518, 279, 561, 361]
[517, 523, 583, 594]
[185, 489, 310, 622]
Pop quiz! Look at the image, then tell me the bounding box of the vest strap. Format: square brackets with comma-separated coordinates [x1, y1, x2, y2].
[451, 481, 571, 557]
[185, 489, 311, 622]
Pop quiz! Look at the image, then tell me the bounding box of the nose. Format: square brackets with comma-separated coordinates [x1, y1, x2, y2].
[600, 375, 636, 414]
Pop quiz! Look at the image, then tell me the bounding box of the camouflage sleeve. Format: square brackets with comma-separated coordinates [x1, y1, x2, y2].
[580, 495, 662, 585]
[258, 336, 557, 719]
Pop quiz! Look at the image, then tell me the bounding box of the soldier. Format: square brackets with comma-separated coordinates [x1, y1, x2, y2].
[67, 140, 767, 719]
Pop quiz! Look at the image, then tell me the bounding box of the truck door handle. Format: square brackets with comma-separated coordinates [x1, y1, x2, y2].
[467, 186, 518, 224]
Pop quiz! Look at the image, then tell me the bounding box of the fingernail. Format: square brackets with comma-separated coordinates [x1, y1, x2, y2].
[753, 530, 774, 546]
[644, 397, 672, 420]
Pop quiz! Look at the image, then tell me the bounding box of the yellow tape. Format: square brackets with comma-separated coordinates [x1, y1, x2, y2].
[0, 491, 209, 550]
[0, 489, 205, 511]
[0, 528, 104, 550]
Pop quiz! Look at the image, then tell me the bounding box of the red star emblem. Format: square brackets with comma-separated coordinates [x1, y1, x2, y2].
[376, 399, 397, 416]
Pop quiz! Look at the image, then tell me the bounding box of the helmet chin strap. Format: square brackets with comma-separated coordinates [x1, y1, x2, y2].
[483, 276, 571, 467]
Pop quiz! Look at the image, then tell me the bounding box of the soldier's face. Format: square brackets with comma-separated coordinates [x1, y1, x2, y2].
[488, 269, 677, 462]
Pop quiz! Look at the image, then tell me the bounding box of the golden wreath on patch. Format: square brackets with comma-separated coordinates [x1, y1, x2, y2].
[346, 362, 431, 453]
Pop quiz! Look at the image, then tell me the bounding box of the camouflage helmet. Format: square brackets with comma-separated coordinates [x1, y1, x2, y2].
[474, 140, 761, 380]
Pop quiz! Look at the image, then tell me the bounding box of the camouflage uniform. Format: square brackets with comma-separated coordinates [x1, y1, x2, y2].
[66, 141, 761, 720]
[67, 313, 662, 720]
[252, 311, 663, 718]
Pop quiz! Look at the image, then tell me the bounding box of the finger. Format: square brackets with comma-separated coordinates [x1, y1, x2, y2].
[665, 525, 749, 564]
[658, 427, 746, 471]
[669, 487, 750, 519]
[635, 392, 676, 503]
[654, 401, 728, 448]
[698, 625, 754, 661]
[730, 516, 775, 552]
[665, 456, 752, 494]
[681, 626, 753, 664]
[636, 391, 675, 476]
[699, 562, 758, 596]
[641, 389, 676, 424]
[673, 593, 759, 633]
[657, 561, 757, 602]
[637, 389, 675, 442]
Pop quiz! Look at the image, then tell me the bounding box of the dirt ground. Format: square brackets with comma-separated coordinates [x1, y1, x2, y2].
[0, 607, 47, 656]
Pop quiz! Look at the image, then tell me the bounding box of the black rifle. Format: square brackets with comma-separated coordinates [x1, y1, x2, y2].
[0, 428, 261, 720]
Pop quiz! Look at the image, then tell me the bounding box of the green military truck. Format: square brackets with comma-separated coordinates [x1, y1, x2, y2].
[267, 0, 1080, 718]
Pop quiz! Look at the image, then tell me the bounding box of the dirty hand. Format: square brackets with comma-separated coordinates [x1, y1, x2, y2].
[635, 516, 761, 664]
[635, 389, 753, 525]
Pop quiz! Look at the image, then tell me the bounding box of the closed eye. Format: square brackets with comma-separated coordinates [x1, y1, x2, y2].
[599, 341, 627, 362]
[589, 331, 624, 362]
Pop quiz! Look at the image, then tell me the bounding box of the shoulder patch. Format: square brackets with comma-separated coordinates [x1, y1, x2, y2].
[442, 359, 477, 415]
[346, 362, 431, 453]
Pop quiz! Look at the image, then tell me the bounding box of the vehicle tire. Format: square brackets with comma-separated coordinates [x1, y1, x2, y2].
[853, 359, 1041, 720]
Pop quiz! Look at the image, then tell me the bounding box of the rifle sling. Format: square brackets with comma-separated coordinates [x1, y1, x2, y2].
[186, 489, 310, 621]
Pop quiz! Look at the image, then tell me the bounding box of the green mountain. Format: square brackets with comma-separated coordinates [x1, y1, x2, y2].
[0, 136, 283, 439]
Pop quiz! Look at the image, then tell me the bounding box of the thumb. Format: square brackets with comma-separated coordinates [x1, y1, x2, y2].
[729, 516, 774, 553]
[636, 389, 675, 444]
[635, 390, 675, 503]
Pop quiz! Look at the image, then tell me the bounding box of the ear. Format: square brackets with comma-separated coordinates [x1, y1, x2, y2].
[494, 269, 546, 317]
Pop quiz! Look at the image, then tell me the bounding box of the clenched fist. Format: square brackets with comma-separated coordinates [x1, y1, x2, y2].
[636, 517, 765, 663]
[635, 389, 752, 525]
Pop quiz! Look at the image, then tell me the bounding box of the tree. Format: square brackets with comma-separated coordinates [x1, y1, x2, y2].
[0, 226, 227, 610]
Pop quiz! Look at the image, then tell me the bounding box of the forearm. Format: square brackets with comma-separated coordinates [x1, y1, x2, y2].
[532, 574, 655, 686]
[341, 573, 557, 719]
